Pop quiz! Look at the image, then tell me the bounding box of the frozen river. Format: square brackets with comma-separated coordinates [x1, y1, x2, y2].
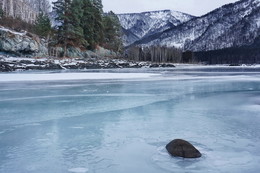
[0, 66, 260, 173]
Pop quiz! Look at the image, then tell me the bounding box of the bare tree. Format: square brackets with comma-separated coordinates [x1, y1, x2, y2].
[0, 0, 51, 23]
[125, 46, 182, 63]
[29, 0, 51, 14]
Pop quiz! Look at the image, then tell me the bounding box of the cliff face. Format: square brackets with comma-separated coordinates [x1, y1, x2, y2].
[0, 27, 48, 57]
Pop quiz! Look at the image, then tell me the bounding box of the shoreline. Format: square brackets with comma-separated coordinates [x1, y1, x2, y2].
[0, 56, 176, 72]
[1, 56, 260, 73]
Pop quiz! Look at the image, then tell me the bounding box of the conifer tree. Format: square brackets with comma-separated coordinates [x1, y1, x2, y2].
[81, 0, 95, 49]
[81, 0, 103, 50]
[92, 1, 103, 46]
[52, 0, 123, 54]
[53, 0, 71, 57]
[103, 11, 123, 52]
[0, 8, 4, 18]
[69, 0, 86, 47]
[53, 0, 86, 56]
[34, 12, 52, 38]
[92, 0, 103, 12]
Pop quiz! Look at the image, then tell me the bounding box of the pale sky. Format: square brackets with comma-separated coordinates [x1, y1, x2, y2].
[103, 0, 239, 16]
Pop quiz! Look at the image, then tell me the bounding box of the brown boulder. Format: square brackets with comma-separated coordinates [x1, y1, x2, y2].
[166, 139, 201, 158]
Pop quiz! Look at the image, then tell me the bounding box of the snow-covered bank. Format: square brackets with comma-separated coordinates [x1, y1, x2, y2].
[1, 56, 260, 73]
[0, 56, 176, 72]
[0, 73, 159, 82]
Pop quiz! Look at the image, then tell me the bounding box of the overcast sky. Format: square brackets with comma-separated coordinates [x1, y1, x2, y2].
[103, 0, 239, 16]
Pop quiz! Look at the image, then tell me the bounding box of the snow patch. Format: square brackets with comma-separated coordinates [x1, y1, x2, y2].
[2, 57, 47, 62]
[170, 10, 193, 22]
[0, 73, 160, 82]
[256, 19, 260, 27]
[68, 168, 88, 173]
[0, 27, 27, 36]
[70, 126, 84, 129]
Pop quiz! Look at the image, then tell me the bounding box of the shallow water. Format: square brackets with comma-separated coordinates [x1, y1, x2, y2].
[0, 67, 260, 173]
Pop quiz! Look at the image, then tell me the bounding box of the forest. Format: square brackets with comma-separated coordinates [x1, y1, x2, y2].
[193, 42, 260, 65]
[0, 0, 123, 57]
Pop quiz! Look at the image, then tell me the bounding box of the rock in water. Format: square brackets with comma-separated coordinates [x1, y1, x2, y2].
[166, 139, 201, 158]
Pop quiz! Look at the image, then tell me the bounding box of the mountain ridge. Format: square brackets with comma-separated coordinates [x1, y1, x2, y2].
[117, 9, 195, 18]
[117, 10, 195, 46]
[119, 0, 260, 52]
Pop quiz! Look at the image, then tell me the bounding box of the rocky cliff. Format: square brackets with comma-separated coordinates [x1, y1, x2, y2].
[0, 27, 48, 57]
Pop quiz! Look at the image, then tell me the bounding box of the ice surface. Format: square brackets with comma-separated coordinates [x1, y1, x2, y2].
[0, 67, 260, 173]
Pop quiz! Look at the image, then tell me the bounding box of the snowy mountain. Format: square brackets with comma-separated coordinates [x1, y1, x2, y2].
[128, 0, 260, 51]
[117, 10, 195, 46]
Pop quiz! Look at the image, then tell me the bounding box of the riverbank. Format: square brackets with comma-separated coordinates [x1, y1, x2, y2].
[0, 56, 176, 72]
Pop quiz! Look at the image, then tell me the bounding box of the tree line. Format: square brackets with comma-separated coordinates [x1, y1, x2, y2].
[125, 46, 182, 63]
[124, 45, 260, 64]
[193, 47, 260, 64]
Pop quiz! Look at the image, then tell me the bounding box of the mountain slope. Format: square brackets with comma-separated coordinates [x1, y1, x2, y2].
[135, 0, 260, 51]
[117, 10, 195, 46]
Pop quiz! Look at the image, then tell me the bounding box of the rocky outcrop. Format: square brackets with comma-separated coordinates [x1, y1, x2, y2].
[166, 139, 202, 158]
[0, 61, 13, 72]
[48, 46, 116, 59]
[0, 27, 48, 57]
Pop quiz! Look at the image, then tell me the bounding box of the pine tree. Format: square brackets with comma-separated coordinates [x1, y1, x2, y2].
[69, 0, 86, 47]
[53, 0, 86, 57]
[92, 1, 103, 46]
[53, 0, 70, 57]
[51, 0, 123, 55]
[92, 0, 103, 13]
[103, 11, 123, 52]
[0, 8, 4, 18]
[81, 0, 103, 50]
[81, 0, 95, 49]
[34, 12, 52, 38]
